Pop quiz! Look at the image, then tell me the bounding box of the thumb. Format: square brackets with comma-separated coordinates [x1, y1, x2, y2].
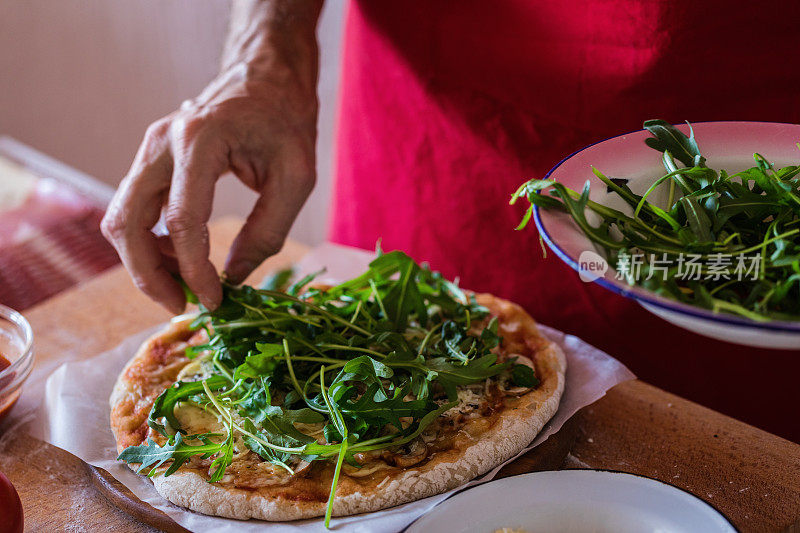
[225, 145, 315, 284]
[223, 190, 300, 284]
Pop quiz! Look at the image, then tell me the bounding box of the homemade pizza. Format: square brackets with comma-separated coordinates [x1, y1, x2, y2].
[110, 251, 566, 525]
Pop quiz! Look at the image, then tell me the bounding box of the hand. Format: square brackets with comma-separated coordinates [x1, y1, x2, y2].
[101, 64, 318, 313]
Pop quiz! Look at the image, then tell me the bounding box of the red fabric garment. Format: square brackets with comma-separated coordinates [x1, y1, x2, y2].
[330, 0, 800, 441]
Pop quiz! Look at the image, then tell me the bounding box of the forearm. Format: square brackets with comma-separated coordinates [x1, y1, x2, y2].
[220, 0, 323, 93]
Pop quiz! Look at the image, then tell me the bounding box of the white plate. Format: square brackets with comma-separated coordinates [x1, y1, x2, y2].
[407, 470, 735, 533]
[534, 121, 800, 349]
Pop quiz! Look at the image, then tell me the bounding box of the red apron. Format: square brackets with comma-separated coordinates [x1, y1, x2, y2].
[330, 0, 800, 441]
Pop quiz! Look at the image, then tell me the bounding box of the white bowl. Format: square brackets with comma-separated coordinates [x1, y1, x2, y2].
[534, 121, 800, 350]
[407, 470, 735, 533]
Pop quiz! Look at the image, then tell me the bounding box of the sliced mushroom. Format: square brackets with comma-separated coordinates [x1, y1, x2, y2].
[294, 421, 325, 437]
[350, 451, 374, 464]
[342, 461, 391, 478]
[420, 429, 437, 444]
[291, 459, 312, 476]
[398, 416, 414, 430]
[385, 439, 428, 468]
[245, 462, 297, 487]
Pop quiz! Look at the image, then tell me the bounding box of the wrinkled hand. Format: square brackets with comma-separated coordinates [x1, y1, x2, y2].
[102, 67, 318, 313]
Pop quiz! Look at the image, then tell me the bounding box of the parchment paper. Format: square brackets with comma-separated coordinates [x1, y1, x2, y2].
[30, 243, 635, 532]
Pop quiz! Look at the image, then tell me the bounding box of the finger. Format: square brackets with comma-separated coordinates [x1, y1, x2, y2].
[154, 234, 180, 274]
[165, 124, 229, 310]
[102, 151, 186, 313]
[224, 151, 316, 284]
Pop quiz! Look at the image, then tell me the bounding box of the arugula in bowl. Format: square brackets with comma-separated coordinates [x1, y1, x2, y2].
[512, 120, 800, 322]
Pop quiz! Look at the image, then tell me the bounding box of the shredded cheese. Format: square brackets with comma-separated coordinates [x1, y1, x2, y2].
[441, 386, 488, 420]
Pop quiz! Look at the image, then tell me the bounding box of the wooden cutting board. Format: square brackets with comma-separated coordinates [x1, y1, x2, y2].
[1, 218, 798, 532]
[87, 464, 191, 533]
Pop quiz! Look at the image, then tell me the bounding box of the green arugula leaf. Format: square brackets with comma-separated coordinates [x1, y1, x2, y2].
[427, 354, 511, 386]
[148, 376, 228, 436]
[643, 119, 706, 168]
[511, 364, 540, 387]
[259, 268, 294, 291]
[233, 343, 282, 381]
[118, 433, 222, 477]
[679, 196, 714, 243]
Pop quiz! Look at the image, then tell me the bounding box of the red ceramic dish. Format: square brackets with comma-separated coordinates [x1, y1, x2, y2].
[0, 471, 23, 533]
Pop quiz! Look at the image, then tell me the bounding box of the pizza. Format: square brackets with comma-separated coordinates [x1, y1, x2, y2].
[110, 251, 566, 523]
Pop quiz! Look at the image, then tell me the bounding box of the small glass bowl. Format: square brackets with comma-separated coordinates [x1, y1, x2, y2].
[0, 304, 34, 425]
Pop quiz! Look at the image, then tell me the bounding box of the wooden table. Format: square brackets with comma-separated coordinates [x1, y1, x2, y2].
[1, 217, 798, 532]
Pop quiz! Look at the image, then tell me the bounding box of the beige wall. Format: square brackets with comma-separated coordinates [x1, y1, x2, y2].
[0, 0, 344, 245]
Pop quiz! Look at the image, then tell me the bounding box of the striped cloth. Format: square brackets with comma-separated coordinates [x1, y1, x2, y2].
[0, 177, 119, 311]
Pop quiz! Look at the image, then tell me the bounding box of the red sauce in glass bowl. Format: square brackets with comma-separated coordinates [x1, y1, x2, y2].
[0, 353, 19, 423]
[0, 306, 32, 426]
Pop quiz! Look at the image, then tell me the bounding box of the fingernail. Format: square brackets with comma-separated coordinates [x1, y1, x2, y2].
[199, 284, 223, 311]
[202, 297, 221, 311]
[166, 300, 185, 315]
[221, 270, 238, 285]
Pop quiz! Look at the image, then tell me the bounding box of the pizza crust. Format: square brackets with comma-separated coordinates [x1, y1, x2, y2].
[110, 293, 566, 521]
[110, 319, 203, 450]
